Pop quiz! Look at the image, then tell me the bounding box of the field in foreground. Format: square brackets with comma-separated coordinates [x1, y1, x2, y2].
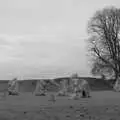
[0, 91, 120, 120]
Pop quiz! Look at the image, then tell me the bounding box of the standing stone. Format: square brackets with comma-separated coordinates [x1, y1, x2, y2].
[70, 73, 90, 98]
[57, 79, 68, 96]
[34, 80, 47, 96]
[8, 78, 19, 95]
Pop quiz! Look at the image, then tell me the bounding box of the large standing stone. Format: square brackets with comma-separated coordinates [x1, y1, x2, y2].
[70, 74, 90, 98]
[57, 79, 69, 96]
[8, 78, 19, 95]
[34, 80, 47, 96]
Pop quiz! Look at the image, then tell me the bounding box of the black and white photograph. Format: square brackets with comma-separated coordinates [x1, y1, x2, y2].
[0, 0, 120, 120]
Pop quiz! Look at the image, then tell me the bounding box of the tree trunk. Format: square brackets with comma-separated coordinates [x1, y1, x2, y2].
[113, 75, 120, 92]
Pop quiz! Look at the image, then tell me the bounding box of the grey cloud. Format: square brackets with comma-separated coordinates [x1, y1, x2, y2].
[0, 37, 11, 46]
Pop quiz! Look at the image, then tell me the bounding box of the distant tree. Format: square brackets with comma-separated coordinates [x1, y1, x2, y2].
[87, 6, 120, 83]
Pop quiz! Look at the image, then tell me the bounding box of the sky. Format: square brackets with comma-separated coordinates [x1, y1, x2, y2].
[0, 0, 119, 80]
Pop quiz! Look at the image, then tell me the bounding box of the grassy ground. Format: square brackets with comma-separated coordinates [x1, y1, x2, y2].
[0, 91, 120, 120]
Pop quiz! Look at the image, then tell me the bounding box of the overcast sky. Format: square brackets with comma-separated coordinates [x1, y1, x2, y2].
[0, 0, 119, 79]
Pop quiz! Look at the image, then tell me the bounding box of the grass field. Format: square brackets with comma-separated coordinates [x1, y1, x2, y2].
[0, 91, 120, 120]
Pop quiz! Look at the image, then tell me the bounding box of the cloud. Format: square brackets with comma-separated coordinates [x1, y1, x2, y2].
[1, 0, 119, 78]
[0, 32, 87, 76]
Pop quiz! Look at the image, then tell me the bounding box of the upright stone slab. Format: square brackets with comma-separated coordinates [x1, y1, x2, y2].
[34, 80, 46, 96]
[70, 73, 91, 98]
[57, 79, 68, 96]
[8, 78, 19, 95]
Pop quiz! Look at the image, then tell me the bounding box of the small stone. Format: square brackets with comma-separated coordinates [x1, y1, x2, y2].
[24, 111, 27, 114]
[66, 115, 70, 118]
[89, 115, 92, 119]
[49, 94, 56, 103]
[80, 113, 85, 117]
[69, 105, 73, 109]
[106, 107, 108, 110]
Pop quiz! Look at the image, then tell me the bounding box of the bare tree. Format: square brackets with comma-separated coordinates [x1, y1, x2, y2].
[87, 6, 120, 83]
